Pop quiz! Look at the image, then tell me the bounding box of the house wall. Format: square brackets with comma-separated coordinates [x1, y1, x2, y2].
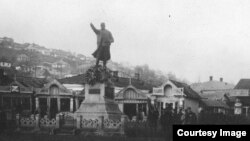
[184, 98, 200, 115]
[17, 54, 29, 62]
[118, 103, 124, 113]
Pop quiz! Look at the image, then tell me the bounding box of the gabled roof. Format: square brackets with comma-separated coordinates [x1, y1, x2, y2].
[16, 76, 48, 88]
[10, 80, 33, 92]
[115, 84, 148, 100]
[169, 79, 201, 99]
[38, 79, 71, 94]
[234, 79, 250, 90]
[0, 75, 74, 95]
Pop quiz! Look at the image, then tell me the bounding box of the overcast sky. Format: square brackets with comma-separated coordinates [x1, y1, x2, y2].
[1, 0, 250, 84]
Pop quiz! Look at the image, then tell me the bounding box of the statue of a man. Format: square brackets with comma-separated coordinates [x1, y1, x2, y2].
[90, 22, 114, 68]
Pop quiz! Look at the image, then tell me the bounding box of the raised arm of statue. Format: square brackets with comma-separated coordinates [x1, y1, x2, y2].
[90, 23, 100, 34]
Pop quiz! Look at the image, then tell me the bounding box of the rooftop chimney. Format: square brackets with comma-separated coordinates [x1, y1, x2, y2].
[220, 77, 223, 82]
[209, 76, 213, 81]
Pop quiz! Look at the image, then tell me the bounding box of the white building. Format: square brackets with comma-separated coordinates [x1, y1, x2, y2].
[0, 58, 11, 68]
[152, 79, 201, 115]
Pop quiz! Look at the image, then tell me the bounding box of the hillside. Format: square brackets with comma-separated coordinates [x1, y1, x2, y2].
[0, 36, 184, 84]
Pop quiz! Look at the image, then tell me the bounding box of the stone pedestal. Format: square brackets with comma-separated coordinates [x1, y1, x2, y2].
[75, 82, 122, 120]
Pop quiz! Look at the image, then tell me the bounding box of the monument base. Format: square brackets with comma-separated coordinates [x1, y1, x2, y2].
[75, 83, 122, 120]
[75, 99, 122, 120]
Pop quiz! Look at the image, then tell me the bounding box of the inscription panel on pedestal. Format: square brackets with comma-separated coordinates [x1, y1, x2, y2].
[89, 89, 100, 94]
[105, 87, 114, 99]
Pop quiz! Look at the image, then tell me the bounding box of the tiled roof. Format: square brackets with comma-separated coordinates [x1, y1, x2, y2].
[234, 79, 250, 90]
[199, 89, 249, 100]
[0, 75, 48, 88]
[200, 91, 226, 100]
[115, 77, 159, 91]
[16, 76, 48, 88]
[58, 74, 158, 91]
[58, 74, 86, 84]
[191, 80, 235, 93]
[201, 99, 229, 109]
[169, 79, 201, 99]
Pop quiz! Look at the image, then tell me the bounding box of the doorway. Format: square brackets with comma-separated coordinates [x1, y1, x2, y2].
[61, 98, 70, 112]
[50, 98, 58, 118]
[124, 104, 136, 120]
[39, 98, 47, 117]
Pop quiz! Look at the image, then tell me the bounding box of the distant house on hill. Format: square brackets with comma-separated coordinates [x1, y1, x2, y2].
[17, 54, 30, 62]
[0, 37, 14, 48]
[52, 59, 69, 69]
[12, 43, 29, 50]
[50, 49, 69, 58]
[0, 57, 11, 68]
[41, 62, 52, 70]
[25, 43, 39, 52]
[34, 67, 51, 78]
[77, 54, 86, 60]
[25, 43, 51, 55]
[39, 48, 51, 56]
[35, 62, 63, 78]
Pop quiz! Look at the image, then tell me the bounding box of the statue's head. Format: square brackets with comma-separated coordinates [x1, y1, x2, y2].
[101, 22, 105, 30]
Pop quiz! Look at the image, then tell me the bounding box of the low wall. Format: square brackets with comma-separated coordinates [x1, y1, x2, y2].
[76, 115, 126, 135]
[16, 114, 59, 133]
[15, 114, 151, 136]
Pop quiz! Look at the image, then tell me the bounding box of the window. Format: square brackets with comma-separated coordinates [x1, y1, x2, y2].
[23, 98, 30, 110]
[50, 85, 59, 95]
[164, 85, 172, 96]
[3, 97, 11, 109]
[12, 97, 21, 108]
[60, 98, 70, 112]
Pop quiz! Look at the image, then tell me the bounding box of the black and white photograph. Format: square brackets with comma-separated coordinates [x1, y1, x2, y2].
[0, 0, 250, 141]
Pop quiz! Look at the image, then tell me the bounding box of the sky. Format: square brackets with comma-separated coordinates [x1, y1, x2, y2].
[0, 0, 250, 84]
